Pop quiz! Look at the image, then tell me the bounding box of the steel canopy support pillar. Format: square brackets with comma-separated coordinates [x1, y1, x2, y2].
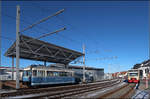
[148, 0, 150, 89]
[65, 64, 68, 69]
[83, 44, 85, 83]
[12, 57, 14, 80]
[16, 5, 20, 89]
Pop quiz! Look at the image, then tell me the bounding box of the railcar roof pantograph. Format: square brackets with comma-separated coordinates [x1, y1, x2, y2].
[5, 35, 84, 64]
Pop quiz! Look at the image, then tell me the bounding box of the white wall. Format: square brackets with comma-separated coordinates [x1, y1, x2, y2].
[139, 67, 150, 78]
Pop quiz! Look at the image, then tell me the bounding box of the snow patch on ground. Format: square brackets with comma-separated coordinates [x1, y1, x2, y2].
[132, 90, 149, 99]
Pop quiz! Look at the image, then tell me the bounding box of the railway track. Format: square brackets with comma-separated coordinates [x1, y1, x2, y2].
[98, 83, 136, 99]
[1, 79, 114, 90]
[1, 79, 120, 98]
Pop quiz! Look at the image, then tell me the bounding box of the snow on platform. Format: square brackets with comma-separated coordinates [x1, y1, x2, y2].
[132, 90, 149, 99]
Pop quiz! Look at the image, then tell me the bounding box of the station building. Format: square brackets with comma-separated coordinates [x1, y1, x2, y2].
[50, 63, 104, 81]
[133, 60, 150, 79]
[0, 67, 23, 80]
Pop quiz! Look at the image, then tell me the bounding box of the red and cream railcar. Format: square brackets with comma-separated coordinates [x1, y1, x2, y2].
[127, 69, 140, 83]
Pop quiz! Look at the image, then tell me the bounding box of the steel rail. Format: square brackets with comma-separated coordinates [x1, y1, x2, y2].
[98, 83, 136, 99]
[9, 80, 120, 99]
[1, 79, 119, 98]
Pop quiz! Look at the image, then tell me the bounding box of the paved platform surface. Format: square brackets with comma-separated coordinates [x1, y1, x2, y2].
[132, 89, 149, 99]
[132, 81, 150, 99]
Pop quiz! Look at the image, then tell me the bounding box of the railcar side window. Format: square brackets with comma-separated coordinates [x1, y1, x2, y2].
[23, 70, 30, 76]
[63, 72, 67, 76]
[38, 70, 45, 77]
[38, 71, 41, 77]
[23, 71, 26, 76]
[47, 71, 53, 76]
[54, 72, 59, 76]
[59, 72, 63, 76]
[66, 72, 69, 76]
[68, 72, 72, 77]
[43, 71, 45, 77]
[33, 70, 37, 76]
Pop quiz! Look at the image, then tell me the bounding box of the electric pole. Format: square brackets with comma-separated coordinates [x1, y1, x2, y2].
[83, 44, 85, 83]
[12, 57, 14, 80]
[149, 0, 150, 59]
[147, 0, 150, 89]
[0, 0, 2, 67]
[16, 5, 20, 89]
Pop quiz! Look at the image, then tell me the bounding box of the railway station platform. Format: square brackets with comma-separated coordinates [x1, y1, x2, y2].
[132, 80, 150, 99]
[0, 81, 28, 89]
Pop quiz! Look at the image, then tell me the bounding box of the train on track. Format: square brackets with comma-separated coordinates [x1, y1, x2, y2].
[127, 69, 140, 83]
[22, 65, 93, 87]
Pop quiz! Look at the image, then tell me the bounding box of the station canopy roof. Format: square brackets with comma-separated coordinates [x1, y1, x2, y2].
[5, 35, 84, 64]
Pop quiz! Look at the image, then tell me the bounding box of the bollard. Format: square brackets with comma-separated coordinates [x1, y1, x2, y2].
[146, 77, 148, 89]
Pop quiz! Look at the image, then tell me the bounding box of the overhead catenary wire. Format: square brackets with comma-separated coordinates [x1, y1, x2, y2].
[28, 4, 116, 63]
[87, 56, 118, 61]
[27, 3, 82, 43]
[4, 4, 115, 65]
[2, 12, 49, 35]
[3, 11, 66, 42]
[21, 5, 83, 50]
[29, 2, 67, 27]
[21, 4, 85, 49]
[2, 10, 67, 43]
[22, 4, 116, 64]
[29, 3, 112, 54]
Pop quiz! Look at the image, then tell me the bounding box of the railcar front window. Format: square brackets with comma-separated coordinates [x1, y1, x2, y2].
[129, 73, 138, 76]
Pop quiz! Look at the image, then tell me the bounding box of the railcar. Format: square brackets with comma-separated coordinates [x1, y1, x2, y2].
[127, 69, 140, 83]
[74, 72, 94, 83]
[22, 65, 78, 86]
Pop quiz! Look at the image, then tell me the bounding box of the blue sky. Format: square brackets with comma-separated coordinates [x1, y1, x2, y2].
[1, 1, 149, 73]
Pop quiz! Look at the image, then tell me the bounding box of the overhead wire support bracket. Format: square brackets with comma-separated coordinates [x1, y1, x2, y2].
[20, 9, 65, 33]
[24, 27, 66, 43]
[36, 27, 66, 40]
